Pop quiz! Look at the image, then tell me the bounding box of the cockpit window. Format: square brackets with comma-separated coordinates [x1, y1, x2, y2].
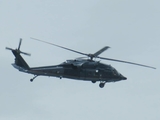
[112, 68, 120, 75]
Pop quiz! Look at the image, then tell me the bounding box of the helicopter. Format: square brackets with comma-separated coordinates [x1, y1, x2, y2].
[6, 38, 156, 88]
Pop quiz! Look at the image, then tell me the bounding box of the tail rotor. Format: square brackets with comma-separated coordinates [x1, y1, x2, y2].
[6, 38, 31, 56]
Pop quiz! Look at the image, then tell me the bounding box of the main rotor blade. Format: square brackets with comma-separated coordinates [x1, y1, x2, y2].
[98, 56, 156, 69]
[18, 38, 22, 50]
[31, 37, 88, 56]
[93, 46, 110, 57]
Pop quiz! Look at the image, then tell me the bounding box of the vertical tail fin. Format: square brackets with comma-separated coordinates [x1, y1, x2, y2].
[12, 50, 30, 69]
[6, 38, 31, 70]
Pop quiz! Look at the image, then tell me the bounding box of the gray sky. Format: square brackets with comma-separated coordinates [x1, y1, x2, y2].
[0, 0, 160, 120]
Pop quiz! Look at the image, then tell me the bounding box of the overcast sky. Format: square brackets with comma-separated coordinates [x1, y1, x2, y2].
[0, 0, 160, 120]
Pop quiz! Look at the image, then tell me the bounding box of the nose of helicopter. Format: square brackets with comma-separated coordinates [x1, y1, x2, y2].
[120, 74, 127, 80]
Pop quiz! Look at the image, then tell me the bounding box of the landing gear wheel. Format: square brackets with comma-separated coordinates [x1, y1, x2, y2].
[99, 83, 105, 88]
[30, 79, 33, 82]
[92, 81, 96, 83]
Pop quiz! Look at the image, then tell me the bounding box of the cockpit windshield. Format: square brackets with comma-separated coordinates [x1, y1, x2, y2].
[112, 68, 120, 75]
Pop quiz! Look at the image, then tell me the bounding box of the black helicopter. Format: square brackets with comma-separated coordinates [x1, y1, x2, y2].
[6, 38, 156, 88]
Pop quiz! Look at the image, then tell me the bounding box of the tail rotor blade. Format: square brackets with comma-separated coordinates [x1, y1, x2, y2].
[18, 38, 22, 50]
[6, 47, 14, 51]
[20, 51, 31, 56]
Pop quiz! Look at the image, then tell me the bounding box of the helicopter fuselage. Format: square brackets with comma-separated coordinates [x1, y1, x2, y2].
[18, 59, 127, 83]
